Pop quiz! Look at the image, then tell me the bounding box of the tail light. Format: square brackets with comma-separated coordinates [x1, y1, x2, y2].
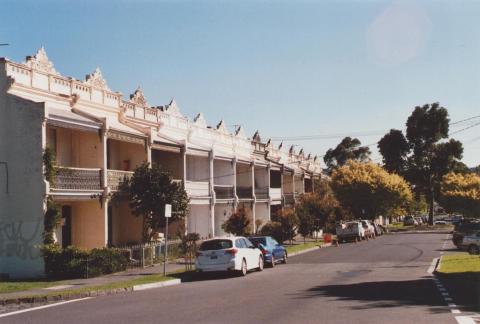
[196, 251, 203, 257]
[259, 247, 268, 255]
[224, 248, 238, 256]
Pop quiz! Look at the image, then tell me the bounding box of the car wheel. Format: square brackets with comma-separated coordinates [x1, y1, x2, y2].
[468, 245, 479, 255]
[258, 256, 264, 271]
[239, 259, 247, 276]
[270, 255, 276, 267]
[282, 252, 287, 264]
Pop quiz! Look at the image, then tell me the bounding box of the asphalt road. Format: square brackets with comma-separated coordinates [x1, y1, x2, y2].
[1, 233, 456, 324]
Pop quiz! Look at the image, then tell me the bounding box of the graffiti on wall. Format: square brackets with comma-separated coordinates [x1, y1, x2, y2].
[0, 219, 42, 260]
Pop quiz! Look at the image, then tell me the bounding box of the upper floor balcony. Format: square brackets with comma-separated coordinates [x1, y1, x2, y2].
[214, 184, 235, 200]
[269, 188, 282, 201]
[53, 167, 103, 192]
[185, 180, 210, 198]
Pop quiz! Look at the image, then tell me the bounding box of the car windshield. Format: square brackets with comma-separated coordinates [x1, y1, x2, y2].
[199, 239, 233, 251]
[249, 237, 267, 246]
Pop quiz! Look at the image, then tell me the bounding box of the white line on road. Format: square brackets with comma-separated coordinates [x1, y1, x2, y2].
[455, 316, 476, 324]
[427, 257, 439, 274]
[452, 309, 461, 314]
[0, 297, 94, 318]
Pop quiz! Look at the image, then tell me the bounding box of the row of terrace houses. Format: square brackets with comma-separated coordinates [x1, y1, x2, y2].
[0, 48, 321, 278]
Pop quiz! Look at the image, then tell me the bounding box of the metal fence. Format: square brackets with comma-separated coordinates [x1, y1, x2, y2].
[117, 240, 183, 269]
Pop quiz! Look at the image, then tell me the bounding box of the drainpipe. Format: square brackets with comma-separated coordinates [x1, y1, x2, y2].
[209, 150, 215, 237]
[251, 161, 256, 233]
[233, 157, 238, 210]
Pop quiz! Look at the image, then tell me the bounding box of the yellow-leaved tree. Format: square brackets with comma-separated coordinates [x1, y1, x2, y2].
[440, 172, 480, 218]
[331, 160, 413, 220]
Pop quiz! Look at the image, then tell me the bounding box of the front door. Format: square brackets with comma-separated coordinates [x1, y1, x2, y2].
[61, 206, 72, 248]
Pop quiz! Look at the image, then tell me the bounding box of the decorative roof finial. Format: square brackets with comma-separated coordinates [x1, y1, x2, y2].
[85, 67, 110, 91]
[235, 126, 246, 138]
[25, 47, 59, 75]
[216, 120, 229, 134]
[193, 113, 207, 127]
[130, 86, 148, 107]
[252, 130, 261, 143]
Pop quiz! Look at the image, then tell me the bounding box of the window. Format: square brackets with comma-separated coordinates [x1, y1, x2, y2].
[199, 239, 233, 251]
[243, 238, 254, 248]
[235, 239, 245, 248]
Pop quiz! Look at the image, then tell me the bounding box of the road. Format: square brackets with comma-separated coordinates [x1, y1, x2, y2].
[1, 233, 456, 324]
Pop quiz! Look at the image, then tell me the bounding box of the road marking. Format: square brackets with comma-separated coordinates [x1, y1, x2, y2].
[455, 316, 476, 324]
[0, 297, 93, 318]
[442, 292, 450, 296]
[43, 284, 75, 290]
[451, 309, 461, 314]
[448, 303, 458, 308]
[427, 257, 439, 274]
[445, 297, 453, 301]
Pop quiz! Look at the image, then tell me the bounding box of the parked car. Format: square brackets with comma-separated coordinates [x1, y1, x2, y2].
[248, 236, 287, 267]
[415, 217, 423, 225]
[403, 215, 417, 226]
[372, 223, 383, 236]
[195, 236, 264, 276]
[452, 220, 480, 248]
[336, 221, 365, 242]
[360, 220, 375, 239]
[459, 231, 480, 254]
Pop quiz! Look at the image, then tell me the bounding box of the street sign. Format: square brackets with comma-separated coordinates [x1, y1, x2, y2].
[165, 204, 172, 218]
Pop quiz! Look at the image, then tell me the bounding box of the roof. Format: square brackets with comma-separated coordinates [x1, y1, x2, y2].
[47, 107, 102, 131]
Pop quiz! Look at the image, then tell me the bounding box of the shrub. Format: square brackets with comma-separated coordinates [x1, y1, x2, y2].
[222, 207, 251, 236]
[42, 244, 128, 279]
[260, 221, 284, 243]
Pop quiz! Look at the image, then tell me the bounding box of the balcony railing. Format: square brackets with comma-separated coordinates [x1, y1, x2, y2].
[237, 187, 253, 199]
[108, 170, 134, 191]
[185, 181, 210, 197]
[52, 167, 102, 191]
[255, 187, 269, 200]
[269, 188, 282, 201]
[214, 185, 235, 200]
[283, 193, 295, 205]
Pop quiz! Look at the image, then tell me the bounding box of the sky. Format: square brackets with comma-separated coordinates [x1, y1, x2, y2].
[1, 0, 479, 167]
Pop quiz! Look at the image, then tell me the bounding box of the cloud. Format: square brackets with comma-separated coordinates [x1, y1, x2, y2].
[367, 0, 432, 66]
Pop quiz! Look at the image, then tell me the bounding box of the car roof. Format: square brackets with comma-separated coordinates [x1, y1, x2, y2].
[201, 236, 245, 242]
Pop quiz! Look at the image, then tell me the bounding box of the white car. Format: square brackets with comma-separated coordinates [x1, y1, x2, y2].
[195, 236, 264, 276]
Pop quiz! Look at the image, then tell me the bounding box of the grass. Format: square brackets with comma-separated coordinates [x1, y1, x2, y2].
[285, 241, 323, 254]
[0, 269, 186, 298]
[438, 253, 480, 274]
[387, 223, 453, 232]
[0, 280, 63, 294]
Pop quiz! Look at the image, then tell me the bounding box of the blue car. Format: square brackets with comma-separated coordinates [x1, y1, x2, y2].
[248, 236, 287, 267]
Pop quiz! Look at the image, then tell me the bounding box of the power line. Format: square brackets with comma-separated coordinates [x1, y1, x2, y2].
[450, 121, 480, 135]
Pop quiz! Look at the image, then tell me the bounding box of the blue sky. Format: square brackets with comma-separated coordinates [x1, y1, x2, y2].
[1, 0, 479, 166]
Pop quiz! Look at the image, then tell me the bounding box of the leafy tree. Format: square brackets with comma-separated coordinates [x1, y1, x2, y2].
[377, 103, 464, 224]
[261, 208, 299, 244]
[331, 160, 413, 220]
[120, 162, 189, 242]
[378, 129, 409, 174]
[439, 172, 480, 218]
[222, 207, 251, 236]
[324, 137, 371, 174]
[296, 206, 314, 243]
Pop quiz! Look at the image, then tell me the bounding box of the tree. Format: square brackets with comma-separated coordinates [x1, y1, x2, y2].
[324, 137, 371, 174]
[261, 208, 299, 244]
[331, 160, 413, 220]
[296, 187, 342, 240]
[377, 103, 464, 224]
[378, 129, 409, 174]
[439, 172, 480, 218]
[222, 207, 251, 236]
[120, 162, 189, 242]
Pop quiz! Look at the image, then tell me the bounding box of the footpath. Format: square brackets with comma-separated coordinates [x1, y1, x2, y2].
[0, 261, 185, 309]
[1, 240, 333, 310]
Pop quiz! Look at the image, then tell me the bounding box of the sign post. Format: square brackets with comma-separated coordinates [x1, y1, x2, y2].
[163, 204, 172, 277]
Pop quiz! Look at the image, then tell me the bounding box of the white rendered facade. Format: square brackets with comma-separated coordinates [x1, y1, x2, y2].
[0, 48, 321, 278]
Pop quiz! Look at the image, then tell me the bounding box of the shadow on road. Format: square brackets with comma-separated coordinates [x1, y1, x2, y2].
[170, 270, 243, 282]
[295, 277, 450, 313]
[437, 271, 480, 312]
